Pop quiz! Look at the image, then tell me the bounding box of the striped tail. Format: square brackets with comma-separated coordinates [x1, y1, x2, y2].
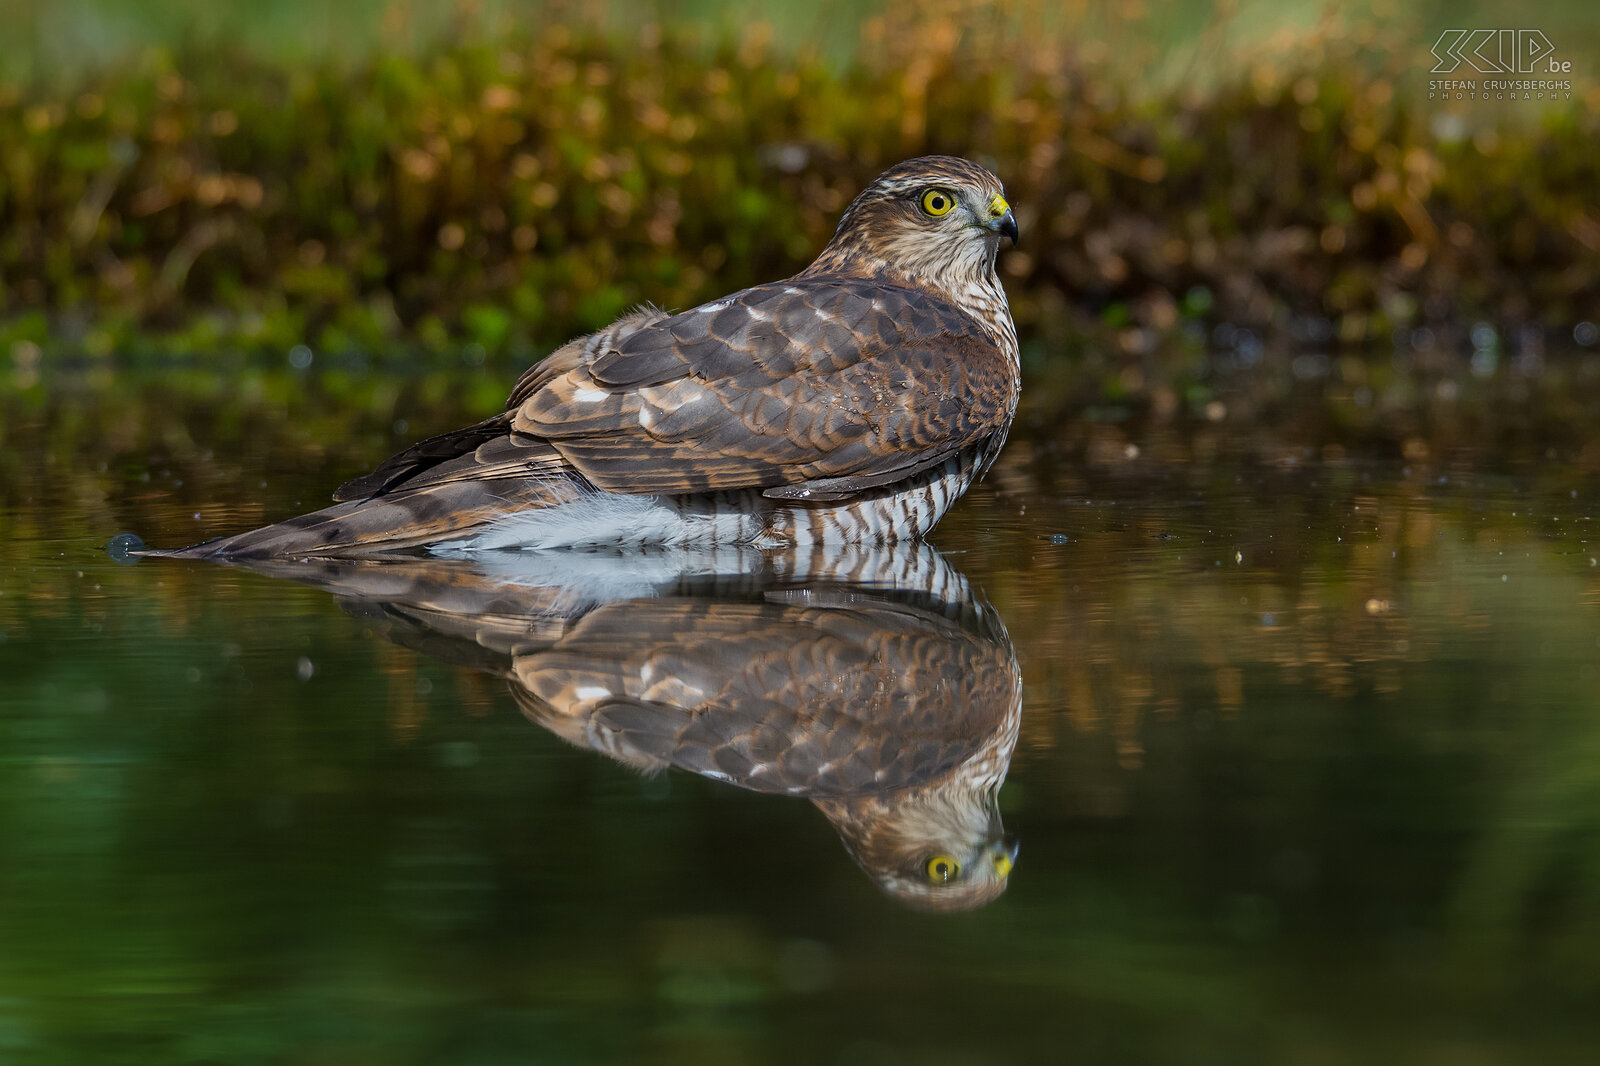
[134, 471, 578, 560]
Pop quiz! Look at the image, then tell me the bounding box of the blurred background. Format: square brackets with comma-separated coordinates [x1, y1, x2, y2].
[2, 0, 1598, 446]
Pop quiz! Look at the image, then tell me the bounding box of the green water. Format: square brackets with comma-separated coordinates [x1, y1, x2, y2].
[3, 361, 1600, 1064]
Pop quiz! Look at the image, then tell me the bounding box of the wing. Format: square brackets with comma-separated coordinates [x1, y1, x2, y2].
[516, 279, 1018, 499]
[332, 306, 671, 502]
[509, 594, 1018, 797]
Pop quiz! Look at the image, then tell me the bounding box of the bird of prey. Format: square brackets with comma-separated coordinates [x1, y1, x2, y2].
[147, 155, 1019, 559]
[234, 543, 1023, 912]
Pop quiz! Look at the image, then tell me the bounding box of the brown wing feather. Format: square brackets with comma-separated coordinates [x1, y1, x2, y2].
[332, 415, 512, 500]
[510, 594, 1015, 797]
[334, 305, 673, 502]
[505, 304, 670, 409]
[514, 279, 1016, 498]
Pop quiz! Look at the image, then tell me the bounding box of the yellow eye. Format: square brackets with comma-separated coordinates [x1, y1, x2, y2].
[926, 855, 961, 882]
[919, 188, 956, 217]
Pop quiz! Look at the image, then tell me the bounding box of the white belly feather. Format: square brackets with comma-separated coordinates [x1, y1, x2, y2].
[429, 452, 980, 553]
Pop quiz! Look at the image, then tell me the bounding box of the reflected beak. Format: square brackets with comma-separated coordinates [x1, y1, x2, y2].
[990, 835, 1020, 879]
[985, 194, 1019, 246]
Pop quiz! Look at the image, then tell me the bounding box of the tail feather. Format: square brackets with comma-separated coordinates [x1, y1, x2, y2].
[147, 444, 584, 560]
[135, 309, 675, 561]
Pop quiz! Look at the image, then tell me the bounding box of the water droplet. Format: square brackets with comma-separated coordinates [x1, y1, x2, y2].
[296, 656, 315, 681]
[105, 532, 146, 562]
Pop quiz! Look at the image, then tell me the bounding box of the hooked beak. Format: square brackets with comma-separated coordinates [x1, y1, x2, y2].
[990, 834, 1020, 880]
[985, 194, 1019, 246]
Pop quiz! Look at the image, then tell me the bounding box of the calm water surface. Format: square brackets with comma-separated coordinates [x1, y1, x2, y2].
[3, 363, 1600, 1064]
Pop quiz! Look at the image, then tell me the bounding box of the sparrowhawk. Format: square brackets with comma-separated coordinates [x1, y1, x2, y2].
[145, 156, 1020, 558]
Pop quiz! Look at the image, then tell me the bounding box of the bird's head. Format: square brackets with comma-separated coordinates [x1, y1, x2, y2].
[816, 783, 1019, 913]
[806, 155, 1018, 294]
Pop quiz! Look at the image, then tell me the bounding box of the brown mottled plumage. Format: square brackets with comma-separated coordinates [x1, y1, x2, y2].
[226, 544, 1022, 912]
[146, 156, 1019, 559]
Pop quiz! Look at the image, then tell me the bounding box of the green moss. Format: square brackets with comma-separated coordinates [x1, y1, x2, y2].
[0, 13, 1594, 402]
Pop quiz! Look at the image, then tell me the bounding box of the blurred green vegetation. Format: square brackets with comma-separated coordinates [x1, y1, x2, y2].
[0, 0, 1597, 407]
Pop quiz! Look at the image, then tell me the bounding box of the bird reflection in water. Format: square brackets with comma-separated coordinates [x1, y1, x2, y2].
[216, 544, 1021, 911]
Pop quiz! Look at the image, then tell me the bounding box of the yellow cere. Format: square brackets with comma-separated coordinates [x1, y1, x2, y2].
[992, 853, 1014, 880]
[920, 188, 956, 217]
[988, 194, 1011, 219]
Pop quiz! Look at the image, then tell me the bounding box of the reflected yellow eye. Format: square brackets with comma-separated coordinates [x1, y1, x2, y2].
[926, 854, 961, 883]
[919, 188, 956, 217]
